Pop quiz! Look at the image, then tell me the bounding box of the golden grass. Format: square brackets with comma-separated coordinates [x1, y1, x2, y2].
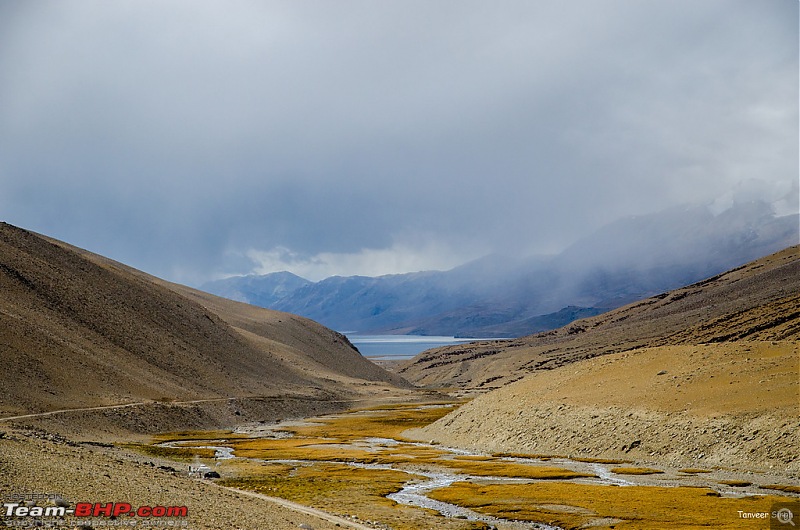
[151, 429, 249, 443]
[610, 466, 665, 475]
[428, 481, 790, 529]
[222, 460, 294, 477]
[371, 445, 451, 465]
[165, 440, 234, 448]
[226, 436, 451, 466]
[678, 468, 713, 474]
[121, 443, 216, 461]
[718, 480, 752, 487]
[760, 484, 800, 494]
[219, 403, 460, 468]
[221, 462, 489, 530]
[491, 452, 562, 460]
[287, 404, 459, 441]
[228, 437, 376, 462]
[360, 402, 465, 411]
[437, 460, 595, 480]
[221, 462, 408, 508]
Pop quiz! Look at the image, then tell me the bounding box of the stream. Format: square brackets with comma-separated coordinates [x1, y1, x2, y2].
[160, 435, 561, 528]
[157, 409, 795, 529]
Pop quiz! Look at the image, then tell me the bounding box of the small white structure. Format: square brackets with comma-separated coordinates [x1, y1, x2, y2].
[188, 464, 211, 477]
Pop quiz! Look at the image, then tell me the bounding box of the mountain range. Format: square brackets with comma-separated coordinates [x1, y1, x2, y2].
[203, 199, 799, 337]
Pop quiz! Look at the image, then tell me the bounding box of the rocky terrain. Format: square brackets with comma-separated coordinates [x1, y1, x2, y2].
[0, 422, 378, 530]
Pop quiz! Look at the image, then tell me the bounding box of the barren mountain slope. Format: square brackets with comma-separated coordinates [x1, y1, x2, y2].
[399, 245, 799, 390]
[408, 340, 799, 473]
[0, 222, 405, 427]
[166, 284, 406, 386]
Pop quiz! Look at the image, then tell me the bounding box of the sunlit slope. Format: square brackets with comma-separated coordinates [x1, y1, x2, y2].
[0, 222, 405, 418]
[409, 341, 798, 472]
[399, 245, 799, 390]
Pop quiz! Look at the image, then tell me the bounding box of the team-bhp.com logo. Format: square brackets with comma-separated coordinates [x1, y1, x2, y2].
[5, 502, 187, 518]
[4, 500, 188, 523]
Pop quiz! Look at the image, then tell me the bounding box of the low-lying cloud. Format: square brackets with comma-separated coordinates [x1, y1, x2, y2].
[0, 0, 796, 285]
[246, 240, 484, 281]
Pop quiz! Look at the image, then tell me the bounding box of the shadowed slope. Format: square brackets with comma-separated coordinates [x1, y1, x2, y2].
[0, 222, 406, 421]
[166, 284, 409, 386]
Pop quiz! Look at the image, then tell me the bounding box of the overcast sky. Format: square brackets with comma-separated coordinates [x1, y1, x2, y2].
[1, 0, 797, 284]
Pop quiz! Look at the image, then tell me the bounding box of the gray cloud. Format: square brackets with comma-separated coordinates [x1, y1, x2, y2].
[0, 0, 797, 284]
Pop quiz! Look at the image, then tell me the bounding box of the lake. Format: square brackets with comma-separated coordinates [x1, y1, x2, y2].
[346, 334, 483, 361]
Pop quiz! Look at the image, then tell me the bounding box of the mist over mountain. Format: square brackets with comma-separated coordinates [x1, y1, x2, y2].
[202, 271, 312, 307]
[203, 200, 799, 337]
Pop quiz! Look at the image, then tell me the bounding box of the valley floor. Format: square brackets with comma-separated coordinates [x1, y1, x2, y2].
[2, 393, 797, 530]
[0, 392, 436, 530]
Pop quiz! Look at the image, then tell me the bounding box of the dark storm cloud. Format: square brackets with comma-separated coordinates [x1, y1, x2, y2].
[0, 0, 796, 283]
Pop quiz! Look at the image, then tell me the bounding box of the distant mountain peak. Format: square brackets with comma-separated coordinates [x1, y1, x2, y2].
[202, 270, 312, 306]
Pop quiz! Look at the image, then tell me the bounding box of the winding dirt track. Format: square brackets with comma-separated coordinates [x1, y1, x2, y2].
[1, 400, 386, 530]
[0, 397, 428, 529]
[223, 486, 377, 530]
[0, 395, 363, 423]
[0, 401, 151, 422]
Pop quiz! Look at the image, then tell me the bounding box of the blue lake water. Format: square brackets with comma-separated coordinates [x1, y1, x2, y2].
[346, 335, 482, 361]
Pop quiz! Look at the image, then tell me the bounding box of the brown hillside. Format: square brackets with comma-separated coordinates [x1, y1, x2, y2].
[166, 284, 401, 386]
[408, 341, 799, 473]
[0, 222, 407, 430]
[399, 245, 800, 390]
